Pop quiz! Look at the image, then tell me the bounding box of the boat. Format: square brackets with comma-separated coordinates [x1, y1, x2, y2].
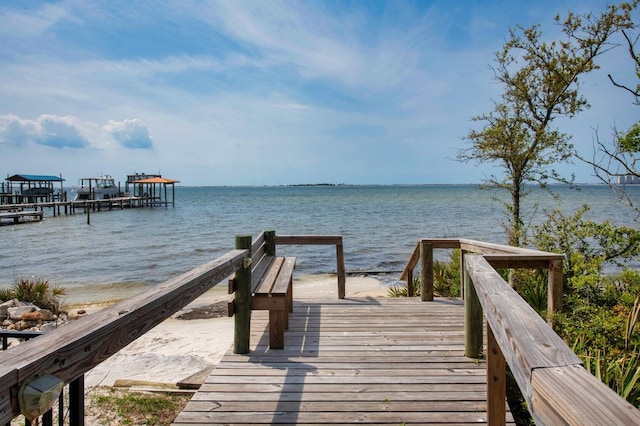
[72, 175, 121, 201]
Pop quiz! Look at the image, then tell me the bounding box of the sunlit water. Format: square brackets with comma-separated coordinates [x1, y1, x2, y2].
[1, 184, 637, 304]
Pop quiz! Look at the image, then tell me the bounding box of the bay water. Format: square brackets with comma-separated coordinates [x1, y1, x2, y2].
[1, 184, 637, 305]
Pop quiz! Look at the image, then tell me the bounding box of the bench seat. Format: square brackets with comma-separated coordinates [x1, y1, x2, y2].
[250, 255, 296, 349]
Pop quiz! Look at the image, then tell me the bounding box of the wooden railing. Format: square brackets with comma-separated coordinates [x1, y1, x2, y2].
[0, 232, 346, 425]
[402, 238, 640, 424]
[0, 249, 246, 425]
[400, 238, 564, 322]
[466, 254, 640, 425]
[274, 234, 346, 299]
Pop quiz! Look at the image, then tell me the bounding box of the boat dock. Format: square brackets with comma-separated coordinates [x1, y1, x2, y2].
[173, 296, 514, 425]
[0, 196, 142, 225]
[0, 172, 180, 224]
[0, 210, 43, 225]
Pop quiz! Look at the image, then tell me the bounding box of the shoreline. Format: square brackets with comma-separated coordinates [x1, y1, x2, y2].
[83, 274, 390, 389]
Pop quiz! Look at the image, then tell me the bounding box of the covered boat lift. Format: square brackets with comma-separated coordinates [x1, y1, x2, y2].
[133, 176, 179, 207]
[2, 174, 65, 204]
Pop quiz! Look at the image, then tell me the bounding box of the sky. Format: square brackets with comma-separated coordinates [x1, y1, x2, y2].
[0, 0, 638, 186]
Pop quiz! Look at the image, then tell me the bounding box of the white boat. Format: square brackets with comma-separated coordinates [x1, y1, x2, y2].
[72, 175, 120, 201]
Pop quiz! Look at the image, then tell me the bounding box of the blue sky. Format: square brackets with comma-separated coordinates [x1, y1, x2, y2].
[0, 1, 637, 186]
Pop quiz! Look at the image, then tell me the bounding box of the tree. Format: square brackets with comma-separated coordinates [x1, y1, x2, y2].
[576, 26, 640, 216]
[458, 3, 636, 246]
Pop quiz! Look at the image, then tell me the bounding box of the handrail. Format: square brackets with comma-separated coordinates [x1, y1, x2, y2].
[465, 254, 640, 425]
[0, 249, 247, 424]
[274, 234, 346, 299]
[400, 238, 564, 321]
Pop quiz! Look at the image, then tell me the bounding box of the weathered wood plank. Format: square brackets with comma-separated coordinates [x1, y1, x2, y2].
[173, 297, 514, 425]
[531, 365, 640, 425]
[272, 257, 296, 295]
[274, 235, 342, 245]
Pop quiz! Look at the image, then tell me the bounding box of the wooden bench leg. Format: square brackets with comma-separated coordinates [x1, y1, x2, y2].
[269, 310, 285, 349]
[284, 277, 293, 330]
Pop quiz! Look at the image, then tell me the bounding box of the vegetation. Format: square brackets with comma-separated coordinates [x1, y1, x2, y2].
[458, 3, 636, 246]
[87, 387, 191, 425]
[0, 278, 66, 314]
[527, 207, 640, 406]
[388, 250, 461, 298]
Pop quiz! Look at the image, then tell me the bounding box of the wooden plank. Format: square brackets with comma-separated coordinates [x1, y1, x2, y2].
[173, 297, 514, 425]
[272, 257, 295, 295]
[531, 365, 640, 425]
[253, 257, 284, 295]
[274, 235, 342, 245]
[250, 255, 275, 292]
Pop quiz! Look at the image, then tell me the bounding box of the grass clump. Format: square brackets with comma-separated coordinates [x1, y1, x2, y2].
[88, 387, 191, 425]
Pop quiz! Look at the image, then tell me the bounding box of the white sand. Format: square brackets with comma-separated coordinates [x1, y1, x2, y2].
[84, 275, 389, 389]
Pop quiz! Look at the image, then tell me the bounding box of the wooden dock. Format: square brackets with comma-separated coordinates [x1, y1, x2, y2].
[0, 210, 43, 225]
[174, 296, 514, 425]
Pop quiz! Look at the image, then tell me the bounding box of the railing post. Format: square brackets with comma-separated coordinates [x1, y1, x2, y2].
[459, 249, 466, 300]
[265, 230, 276, 256]
[548, 259, 563, 326]
[464, 255, 483, 358]
[234, 235, 252, 354]
[420, 241, 433, 301]
[407, 269, 414, 297]
[68, 375, 84, 426]
[336, 239, 346, 299]
[487, 322, 506, 426]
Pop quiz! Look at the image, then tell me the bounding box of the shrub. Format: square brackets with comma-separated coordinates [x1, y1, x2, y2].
[1, 278, 65, 314]
[389, 250, 461, 298]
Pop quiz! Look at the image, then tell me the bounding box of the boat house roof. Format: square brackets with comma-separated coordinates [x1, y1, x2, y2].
[133, 177, 180, 184]
[6, 174, 65, 182]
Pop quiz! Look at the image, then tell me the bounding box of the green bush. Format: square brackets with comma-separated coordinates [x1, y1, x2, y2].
[530, 207, 640, 407]
[0, 278, 65, 314]
[389, 250, 461, 298]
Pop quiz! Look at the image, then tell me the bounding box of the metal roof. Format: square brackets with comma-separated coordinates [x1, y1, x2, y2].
[133, 177, 180, 184]
[6, 174, 65, 182]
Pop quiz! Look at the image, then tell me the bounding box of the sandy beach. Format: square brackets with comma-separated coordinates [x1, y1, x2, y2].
[83, 274, 390, 389]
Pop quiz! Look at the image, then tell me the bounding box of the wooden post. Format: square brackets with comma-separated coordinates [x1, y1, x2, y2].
[487, 322, 506, 426]
[68, 375, 84, 426]
[407, 269, 414, 297]
[265, 230, 276, 256]
[420, 241, 433, 301]
[234, 235, 252, 354]
[547, 259, 563, 326]
[460, 249, 465, 300]
[336, 241, 346, 299]
[464, 255, 483, 358]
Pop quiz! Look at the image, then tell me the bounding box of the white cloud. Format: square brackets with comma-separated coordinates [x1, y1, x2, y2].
[0, 115, 154, 151]
[104, 119, 154, 149]
[0, 114, 89, 148]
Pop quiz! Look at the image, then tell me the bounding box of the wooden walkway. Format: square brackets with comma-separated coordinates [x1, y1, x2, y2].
[174, 297, 514, 425]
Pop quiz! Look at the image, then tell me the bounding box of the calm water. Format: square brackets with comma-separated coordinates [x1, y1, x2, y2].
[1, 184, 637, 304]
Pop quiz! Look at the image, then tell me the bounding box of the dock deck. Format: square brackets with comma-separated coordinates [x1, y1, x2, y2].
[0, 210, 43, 224]
[174, 296, 514, 425]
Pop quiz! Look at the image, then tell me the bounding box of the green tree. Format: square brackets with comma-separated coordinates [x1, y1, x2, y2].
[459, 3, 636, 246]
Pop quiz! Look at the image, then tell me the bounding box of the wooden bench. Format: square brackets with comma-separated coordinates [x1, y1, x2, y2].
[229, 231, 296, 350]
